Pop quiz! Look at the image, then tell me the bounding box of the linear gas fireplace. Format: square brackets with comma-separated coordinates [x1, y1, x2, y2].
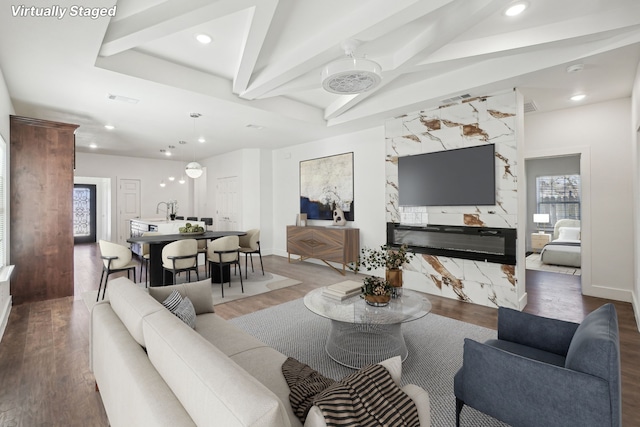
[387, 223, 517, 265]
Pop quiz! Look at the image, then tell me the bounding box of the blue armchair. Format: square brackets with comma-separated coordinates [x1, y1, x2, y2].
[454, 304, 621, 427]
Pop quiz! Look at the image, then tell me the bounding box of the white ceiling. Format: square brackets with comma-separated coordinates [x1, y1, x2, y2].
[1, 0, 639, 161]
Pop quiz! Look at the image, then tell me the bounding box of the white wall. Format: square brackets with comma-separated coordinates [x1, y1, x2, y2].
[525, 98, 634, 302]
[74, 152, 196, 241]
[0, 67, 14, 342]
[631, 60, 640, 327]
[271, 127, 386, 259]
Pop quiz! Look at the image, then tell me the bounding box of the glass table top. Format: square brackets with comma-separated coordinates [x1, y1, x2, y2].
[303, 287, 431, 325]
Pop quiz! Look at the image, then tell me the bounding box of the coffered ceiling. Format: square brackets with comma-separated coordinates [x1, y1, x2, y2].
[1, 0, 639, 160]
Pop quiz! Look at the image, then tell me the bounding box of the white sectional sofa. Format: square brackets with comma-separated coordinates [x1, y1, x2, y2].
[90, 277, 431, 426]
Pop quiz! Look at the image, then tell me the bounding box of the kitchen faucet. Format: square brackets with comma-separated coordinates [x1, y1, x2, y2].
[156, 201, 169, 220]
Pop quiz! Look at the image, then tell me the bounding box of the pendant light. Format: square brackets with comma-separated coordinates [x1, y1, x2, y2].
[185, 112, 203, 179]
[178, 140, 187, 184]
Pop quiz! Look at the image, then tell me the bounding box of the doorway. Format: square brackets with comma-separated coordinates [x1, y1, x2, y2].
[73, 184, 97, 244]
[216, 176, 239, 231]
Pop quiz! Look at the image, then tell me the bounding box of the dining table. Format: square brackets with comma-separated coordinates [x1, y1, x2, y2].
[127, 230, 246, 286]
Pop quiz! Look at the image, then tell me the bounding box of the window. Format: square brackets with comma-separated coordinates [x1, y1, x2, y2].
[0, 135, 5, 268]
[536, 174, 581, 231]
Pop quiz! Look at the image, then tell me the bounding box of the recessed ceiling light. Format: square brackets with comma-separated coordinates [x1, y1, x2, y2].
[570, 94, 586, 101]
[107, 93, 139, 104]
[89, 143, 97, 149]
[505, 2, 527, 16]
[104, 124, 115, 130]
[198, 137, 206, 143]
[195, 34, 212, 44]
[566, 64, 584, 73]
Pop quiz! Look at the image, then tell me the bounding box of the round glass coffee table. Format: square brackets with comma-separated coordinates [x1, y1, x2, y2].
[303, 287, 432, 369]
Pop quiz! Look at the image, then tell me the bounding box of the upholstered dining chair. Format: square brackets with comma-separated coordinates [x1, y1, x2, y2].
[97, 240, 137, 301]
[201, 217, 213, 230]
[197, 239, 209, 276]
[175, 216, 184, 220]
[207, 235, 243, 298]
[139, 231, 161, 285]
[238, 228, 263, 279]
[186, 216, 198, 221]
[161, 239, 199, 286]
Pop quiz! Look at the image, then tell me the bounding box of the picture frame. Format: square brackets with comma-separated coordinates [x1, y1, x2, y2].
[299, 152, 354, 221]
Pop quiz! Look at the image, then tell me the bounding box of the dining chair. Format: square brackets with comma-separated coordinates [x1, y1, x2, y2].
[161, 239, 199, 286]
[201, 217, 213, 231]
[139, 231, 161, 285]
[207, 236, 243, 297]
[97, 240, 137, 301]
[186, 216, 198, 221]
[238, 229, 263, 278]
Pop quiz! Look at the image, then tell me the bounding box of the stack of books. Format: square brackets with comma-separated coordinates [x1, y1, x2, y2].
[323, 280, 362, 301]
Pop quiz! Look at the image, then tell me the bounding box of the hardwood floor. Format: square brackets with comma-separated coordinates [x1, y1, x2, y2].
[0, 243, 638, 426]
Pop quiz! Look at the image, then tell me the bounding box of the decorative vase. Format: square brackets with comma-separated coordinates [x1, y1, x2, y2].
[386, 268, 403, 298]
[364, 294, 391, 307]
[333, 207, 346, 226]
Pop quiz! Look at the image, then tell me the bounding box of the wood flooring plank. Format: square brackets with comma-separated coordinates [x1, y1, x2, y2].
[0, 244, 638, 426]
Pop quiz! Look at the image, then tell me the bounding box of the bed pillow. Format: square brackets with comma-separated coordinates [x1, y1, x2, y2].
[558, 226, 580, 241]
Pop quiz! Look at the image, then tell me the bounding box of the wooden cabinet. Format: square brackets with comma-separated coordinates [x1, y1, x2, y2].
[531, 233, 551, 252]
[287, 225, 359, 275]
[10, 115, 78, 304]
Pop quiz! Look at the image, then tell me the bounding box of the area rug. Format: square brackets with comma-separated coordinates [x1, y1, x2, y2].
[81, 270, 301, 312]
[526, 252, 581, 276]
[229, 298, 509, 426]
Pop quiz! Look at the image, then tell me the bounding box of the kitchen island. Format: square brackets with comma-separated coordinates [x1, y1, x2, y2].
[129, 218, 205, 256]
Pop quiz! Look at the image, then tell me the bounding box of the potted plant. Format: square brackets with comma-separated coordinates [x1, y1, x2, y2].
[356, 244, 414, 290]
[361, 276, 392, 306]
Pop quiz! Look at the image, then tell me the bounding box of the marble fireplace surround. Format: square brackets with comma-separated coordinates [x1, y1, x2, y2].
[387, 222, 516, 265]
[385, 91, 520, 309]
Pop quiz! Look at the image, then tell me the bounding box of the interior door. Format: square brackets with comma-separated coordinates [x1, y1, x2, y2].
[73, 184, 97, 244]
[216, 176, 239, 231]
[117, 179, 141, 245]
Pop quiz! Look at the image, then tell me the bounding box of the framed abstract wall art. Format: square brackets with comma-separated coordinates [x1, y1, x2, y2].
[299, 152, 354, 221]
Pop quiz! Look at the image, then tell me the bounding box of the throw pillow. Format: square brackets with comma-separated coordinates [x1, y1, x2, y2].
[173, 296, 197, 329]
[162, 290, 183, 312]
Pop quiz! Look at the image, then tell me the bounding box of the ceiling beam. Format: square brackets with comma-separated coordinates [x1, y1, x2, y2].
[423, 4, 640, 64]
[99, 0, 256, 57]
[323, 0, 510, 120]
[326, 32, 640, 127]
[232, 0, 279, 95]
[239, 0, 454, 100]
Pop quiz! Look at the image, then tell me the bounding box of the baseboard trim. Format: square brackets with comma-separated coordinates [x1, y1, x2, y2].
[0, 295, 11, 343]
[632, 291, 640, 332]
[518, 292, 528, 311]
[584, 284, 634, 303]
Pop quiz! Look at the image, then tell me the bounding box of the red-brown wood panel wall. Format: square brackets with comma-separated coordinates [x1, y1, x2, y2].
[9, 115, 78, 305]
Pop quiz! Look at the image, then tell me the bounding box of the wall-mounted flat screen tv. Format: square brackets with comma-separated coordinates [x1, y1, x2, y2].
[398, 144, 496, 206]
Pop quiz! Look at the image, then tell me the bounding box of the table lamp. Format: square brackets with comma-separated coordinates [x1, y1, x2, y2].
[533, 213, 550, 233]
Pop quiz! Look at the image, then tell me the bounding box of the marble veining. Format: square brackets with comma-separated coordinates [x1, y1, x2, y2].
[386, 91, 520, 309]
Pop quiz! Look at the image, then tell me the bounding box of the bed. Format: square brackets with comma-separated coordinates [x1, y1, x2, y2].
[539, 219, 581, 267]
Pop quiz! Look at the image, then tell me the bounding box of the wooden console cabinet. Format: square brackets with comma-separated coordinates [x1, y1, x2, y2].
[287, 225, 359, 275]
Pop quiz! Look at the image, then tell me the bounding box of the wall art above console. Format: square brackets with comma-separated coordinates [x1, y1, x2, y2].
[300, 152, 354, 221]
